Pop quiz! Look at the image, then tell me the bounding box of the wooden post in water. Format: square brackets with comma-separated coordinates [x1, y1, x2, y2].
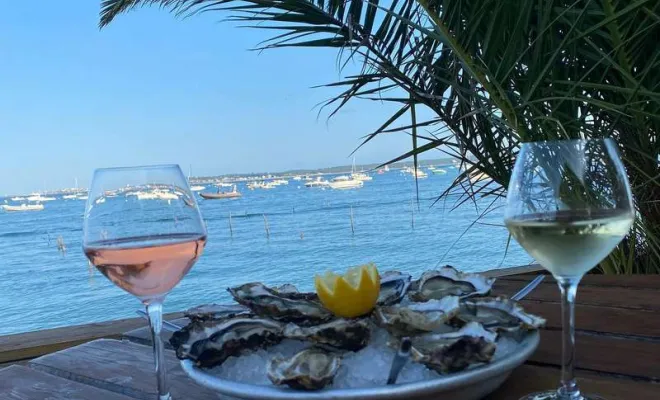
[349, 206, 355, 235]
[410, 199, 415, 229]
[263, 214, 270, 240]
[228, 212, 233, 238]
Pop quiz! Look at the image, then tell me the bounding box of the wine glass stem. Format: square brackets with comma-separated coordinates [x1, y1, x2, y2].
[146, 301, 171, 400]
[557, 278, 582, 400]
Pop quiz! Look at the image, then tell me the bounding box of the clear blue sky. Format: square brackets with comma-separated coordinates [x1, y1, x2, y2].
[0, 1, 438, 195]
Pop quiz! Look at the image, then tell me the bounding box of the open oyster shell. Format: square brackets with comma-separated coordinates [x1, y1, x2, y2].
[409, 322, 497, 373]
[267, 348, 341, 390]
[457, 296, 546, 332]
[374, 296, 461, 337]
[228, 282, 332, 326]
[283, 319, 371, 352]
[377, 271, 412, 306]
[409, 266, 495, 301]
[184, 304, 251, 322]
[170, 316, 284, 368]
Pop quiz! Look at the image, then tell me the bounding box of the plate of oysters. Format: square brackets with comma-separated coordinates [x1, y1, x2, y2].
[173, 265, 545, 400]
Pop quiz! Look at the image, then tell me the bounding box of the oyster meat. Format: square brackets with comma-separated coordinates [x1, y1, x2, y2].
[267, 348, 341, 390]
[377, 271, 412, 306]
[457, 296, 546, 332]
[409, 322, 497, 373]
[283, 319, 371, 352]
[409, 266, 495, 301]
[374, 296, 461, 336]
[184, 304, 251, 322]
[170, 316, 284, 368]
[228, 282, 332, 326]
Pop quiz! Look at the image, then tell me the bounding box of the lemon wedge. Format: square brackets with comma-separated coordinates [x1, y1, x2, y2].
[314, 263, 380, 318]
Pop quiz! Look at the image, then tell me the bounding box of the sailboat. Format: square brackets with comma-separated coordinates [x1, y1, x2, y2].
[350, 157, 373, 181]
[188, 165, 206, 191]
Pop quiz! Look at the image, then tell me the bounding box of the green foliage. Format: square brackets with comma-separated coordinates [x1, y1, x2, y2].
[99, 0, 660, 273]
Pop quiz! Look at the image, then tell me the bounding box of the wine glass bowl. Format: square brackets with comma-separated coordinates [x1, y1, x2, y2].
[505, 139, 634, 400]
[83, 164, 207, 400]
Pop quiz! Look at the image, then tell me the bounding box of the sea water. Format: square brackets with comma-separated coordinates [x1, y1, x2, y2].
[0, 170, 530, 335]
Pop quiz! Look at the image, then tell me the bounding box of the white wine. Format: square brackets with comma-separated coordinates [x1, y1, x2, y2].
[505, 210, 633, 278]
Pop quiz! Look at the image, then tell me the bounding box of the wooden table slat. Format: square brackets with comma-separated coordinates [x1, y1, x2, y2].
[0, 365, 135, 400]
[0, 312, 184, 364]
[497, 273, 660, 290]
[493, 280, 660, 311]
[519, 301, 660, 338]
[530, 330, 660, 380]
[28, 339, 228, 400]
[486, 365, 660, 400]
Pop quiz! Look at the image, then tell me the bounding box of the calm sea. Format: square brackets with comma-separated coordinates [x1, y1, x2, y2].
[0, 169, 531, 335]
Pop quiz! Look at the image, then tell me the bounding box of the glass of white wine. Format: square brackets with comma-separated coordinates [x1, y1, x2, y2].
[83, 165, 207, 400]
[505, 139, 634, 400]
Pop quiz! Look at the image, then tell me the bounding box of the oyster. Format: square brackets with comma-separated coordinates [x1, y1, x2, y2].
[409, 266, 494, 301]
[457, 297, 546, 332]
[228, 282, 332, 326]
[374, 296, 461, 336]
[275, 283, 300, 294]
[377, 271, 412, 306]
[184, 304, 250, 322]
[169, 317, 284, 368]
[409, 322, 497, 373]
[267, 348, 341, 390]
[283, 319, 371, 351]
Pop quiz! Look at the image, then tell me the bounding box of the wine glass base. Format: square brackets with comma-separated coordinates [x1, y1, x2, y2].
[519, 391, 606, 400]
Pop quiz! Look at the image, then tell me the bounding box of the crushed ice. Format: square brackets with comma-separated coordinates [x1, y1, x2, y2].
[208, 324, 523, 389]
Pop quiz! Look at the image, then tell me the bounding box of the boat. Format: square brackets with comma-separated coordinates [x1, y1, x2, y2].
[402, 165, 427, 178]
[329, 175, 364, 190]
[2, 204, 44, 212]
[137, 190, 178, 201]
[305, 177, 330, 188]
[351, 172, 373, 181]
[27, 194, 56, 202]
[217, 183, 234, 188]
[190, 185, 206, 192]
[62, 194, 78, 199]
[10, 197, 26, 201]
[429, 167, 447, 175]
[199, 185, 242, 199]
[292, 176, 302, 181]
[77, 195, 89, 200]
[271, 179, 289, 186]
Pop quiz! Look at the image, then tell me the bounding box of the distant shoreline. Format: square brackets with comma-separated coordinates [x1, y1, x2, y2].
[3, 158, 458, 197]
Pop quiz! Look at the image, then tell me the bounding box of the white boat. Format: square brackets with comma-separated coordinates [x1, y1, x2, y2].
[429, 167, 447, 175]
[305, 177, 330, 188]
[77, 195, 89, 200]
[95, 197, 106, 204]
[329, 175, 364, 190]
[137, 190, 178, 200]
[271, 179, 289, 185]
[413, 169, 428, 179]
[247, 181, 276, 190]
[190, 185, 206, 192]
[217, 183, 234, 188]
[27, 194, 57, 202]
[10, 197, 25, 201]
[62, 194, 78, 199]
[2, 204, 44, 212]
[351, 172, 373, 181]
[292, 176, 302, 181]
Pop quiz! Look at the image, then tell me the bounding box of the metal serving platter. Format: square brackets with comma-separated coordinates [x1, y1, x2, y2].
[181, 330, 539, 400]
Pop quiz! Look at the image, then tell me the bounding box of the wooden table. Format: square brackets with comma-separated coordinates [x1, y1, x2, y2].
[1, 274, 658, 399]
